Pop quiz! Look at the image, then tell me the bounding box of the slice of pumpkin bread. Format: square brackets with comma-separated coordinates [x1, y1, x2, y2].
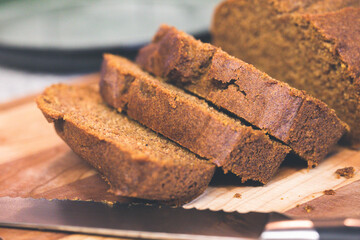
[136, 25, 348, 166]
[100, 54, 290, 184]
[36, 83, 215, 203]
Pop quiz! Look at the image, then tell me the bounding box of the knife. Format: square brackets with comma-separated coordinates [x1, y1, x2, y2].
[0, 197, 359, 240]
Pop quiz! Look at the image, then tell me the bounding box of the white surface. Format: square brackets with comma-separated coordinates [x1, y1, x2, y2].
[0, 66, 79, 103]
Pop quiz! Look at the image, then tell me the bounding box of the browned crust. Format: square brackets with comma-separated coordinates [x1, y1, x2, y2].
[36, 84, 215, 203]
[136, 25, 348, 164]
[268, 0, 360, 14]
[100, 54, 290, 184]
[305, 7, 360, 91]
[211, 0, 359, 147]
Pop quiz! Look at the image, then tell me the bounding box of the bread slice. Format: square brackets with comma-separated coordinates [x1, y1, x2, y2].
[212, 1, 359, 147]
[136, 25, 348, 166]
[36, 83, 215, 203]
[100, 54, 290, 184]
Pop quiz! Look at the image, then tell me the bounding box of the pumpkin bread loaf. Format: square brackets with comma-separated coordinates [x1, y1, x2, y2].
[136, 25, 348, 166]
[36, 83, 215, 203]
[100, 54, 290, 184]
[212, 0, 360, 147]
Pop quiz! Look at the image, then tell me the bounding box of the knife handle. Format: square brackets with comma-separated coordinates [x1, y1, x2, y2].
[315, 218, 360, 240]
[261, 218, 360, 240]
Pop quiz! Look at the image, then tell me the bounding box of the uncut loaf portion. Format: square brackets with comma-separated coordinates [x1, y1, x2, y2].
[100, 54, 290, 184]
[136, 25, 348, 166]
[36, 83, 215, 203]
[212, 1, 360, 147]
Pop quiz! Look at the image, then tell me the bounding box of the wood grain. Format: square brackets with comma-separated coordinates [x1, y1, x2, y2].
[184, 148, 360, 213]
[0, 228, 67, 240]
[0, 74, 359, 239]
[286, 179, 360, 219]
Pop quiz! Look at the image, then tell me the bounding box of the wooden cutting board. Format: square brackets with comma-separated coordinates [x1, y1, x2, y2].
[0, 74, 359, 240]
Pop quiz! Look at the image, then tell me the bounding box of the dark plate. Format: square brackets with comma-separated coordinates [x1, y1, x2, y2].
[0, 0, 219, 73]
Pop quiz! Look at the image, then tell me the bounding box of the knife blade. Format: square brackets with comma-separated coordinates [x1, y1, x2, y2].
[0, 197, 358, 240]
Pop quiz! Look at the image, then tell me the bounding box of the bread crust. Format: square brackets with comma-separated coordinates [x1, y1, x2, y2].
[36, 84, 215, 203]
[100, 54, 290, 183]
[136, 25, 348, 164]
[211, 1, 359, 147]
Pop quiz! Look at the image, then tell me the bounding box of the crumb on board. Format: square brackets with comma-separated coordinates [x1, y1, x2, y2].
[307, 161, 317, 170]
[233, 193, 242, 198]
[296, 204, 300, 208]
[304, 205, 314, 213]
[335, 167, 355, 179]
[324, 189, 336, 195]
[280, 198, 284, 200]
[101, 200, 115, 207]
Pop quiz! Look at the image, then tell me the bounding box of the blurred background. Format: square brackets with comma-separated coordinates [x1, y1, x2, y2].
[0, 0, 221, 103]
